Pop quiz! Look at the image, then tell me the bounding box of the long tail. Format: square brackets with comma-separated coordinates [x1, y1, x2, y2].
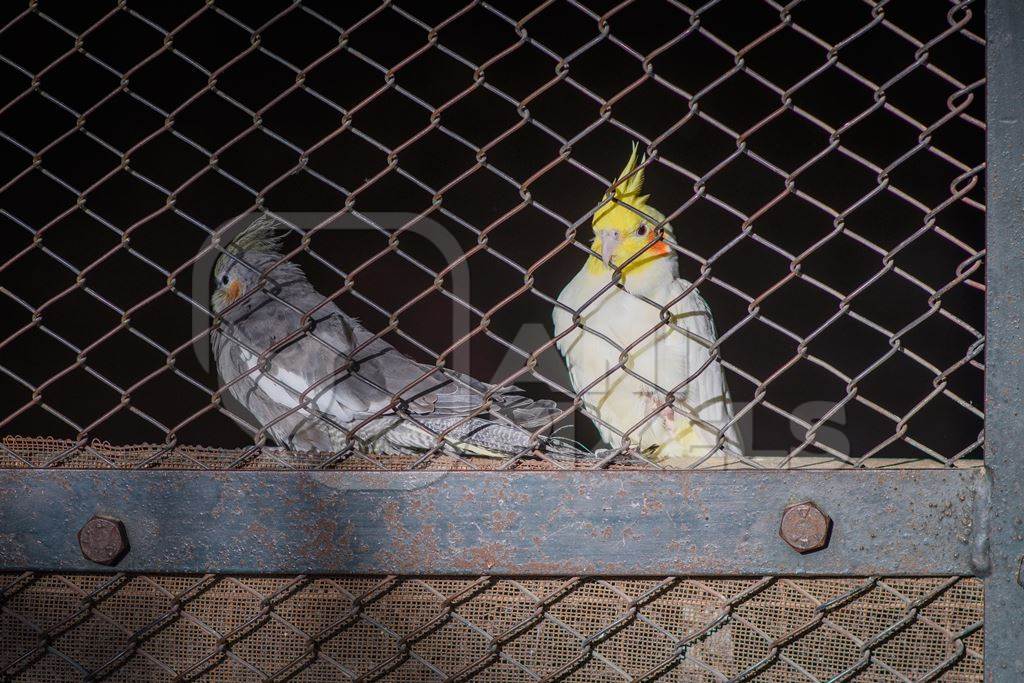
[419, 416, 547, 457]
[369, 415, 587, 460]
[494, 394, 560, 429]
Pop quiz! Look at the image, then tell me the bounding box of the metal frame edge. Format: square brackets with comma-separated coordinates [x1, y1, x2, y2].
[985, 0, 1024, 679]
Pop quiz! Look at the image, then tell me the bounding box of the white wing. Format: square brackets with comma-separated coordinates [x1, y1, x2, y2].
[663, 279, 742, 453]
[553, 270, 621, 446]
[237, 347, 339, 416]
[552, 268, 593, 396]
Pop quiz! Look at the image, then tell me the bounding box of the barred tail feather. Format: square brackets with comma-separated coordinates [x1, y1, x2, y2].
[495, 393, 560, 429]
[365, 415, 592, 460]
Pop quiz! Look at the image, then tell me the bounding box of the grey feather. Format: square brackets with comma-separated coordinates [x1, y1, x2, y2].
[211, 214, 581, 460]
[213, 213, 286, 279]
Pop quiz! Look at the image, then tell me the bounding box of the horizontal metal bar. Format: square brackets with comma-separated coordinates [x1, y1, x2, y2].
[0, 468, 987, 576]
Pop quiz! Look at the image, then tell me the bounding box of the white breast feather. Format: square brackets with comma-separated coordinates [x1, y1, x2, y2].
[554, 270, 741, 462]
[237, 348, 337, 415]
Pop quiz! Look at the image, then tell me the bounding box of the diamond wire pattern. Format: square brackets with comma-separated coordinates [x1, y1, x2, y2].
[0, 0, 987, 680]
[0, 0, 984, 470]
[0, 568, 984, 681]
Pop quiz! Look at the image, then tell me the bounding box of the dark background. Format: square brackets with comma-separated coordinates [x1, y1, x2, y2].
[0, 0, 985, 462]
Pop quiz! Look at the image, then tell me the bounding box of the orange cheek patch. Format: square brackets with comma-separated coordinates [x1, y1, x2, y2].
[225, 279, 242, 302]
[649, 239, 670, 256]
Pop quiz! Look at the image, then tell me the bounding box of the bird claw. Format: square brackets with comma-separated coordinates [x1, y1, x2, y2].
[639, 390, 675, 427]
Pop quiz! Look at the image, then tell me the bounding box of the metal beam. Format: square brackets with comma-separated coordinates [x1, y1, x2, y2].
[985, 0, 1024, 679]
[0, 468, 986, 576]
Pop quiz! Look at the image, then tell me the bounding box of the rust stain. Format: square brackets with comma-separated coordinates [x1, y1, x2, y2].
[490, 509, 520, 533]
[297, 518, 339, 561]
[641, 495, 664, 515]
[246, 521, 267, 536]
[452, 542, 514, 571]
[381, 500, 401, 528]
[373, 524, 442, 573]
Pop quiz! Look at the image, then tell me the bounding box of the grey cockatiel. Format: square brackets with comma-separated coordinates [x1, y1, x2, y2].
[210, 214, 568, 459]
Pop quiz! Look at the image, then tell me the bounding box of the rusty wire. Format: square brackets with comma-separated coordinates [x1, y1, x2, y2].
[0, 0, 985, 471]
[0, 569, 983, 681]
[0, 0, 987, 679]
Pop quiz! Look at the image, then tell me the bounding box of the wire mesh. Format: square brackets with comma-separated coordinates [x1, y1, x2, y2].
[0, 0, 985, 470]
[0, 0, 988, 680]
[0, 571, 983, 682]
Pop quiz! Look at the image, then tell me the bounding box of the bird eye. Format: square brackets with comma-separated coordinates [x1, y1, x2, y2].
[636, 224, 648, 237]
[220, 274, 229, 285]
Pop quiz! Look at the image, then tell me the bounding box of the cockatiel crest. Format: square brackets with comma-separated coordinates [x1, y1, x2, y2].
[593, 141, 650, 228]
[588, 143, 672, 280]
[214, 213, 285, 279]
[211, 214, 292, 312]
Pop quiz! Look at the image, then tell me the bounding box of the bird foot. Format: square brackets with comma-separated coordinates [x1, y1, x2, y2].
[638, 390, 675, 427]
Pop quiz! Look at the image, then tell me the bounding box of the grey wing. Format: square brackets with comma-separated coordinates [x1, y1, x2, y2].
[212, 330, 337, 450]
[321, 314, 559, 428]
[220, 307, 558, 433]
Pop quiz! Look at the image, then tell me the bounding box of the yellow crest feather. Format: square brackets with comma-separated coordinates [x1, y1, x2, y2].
[594, 142, 649, 226]
[615, 141, 646, 199]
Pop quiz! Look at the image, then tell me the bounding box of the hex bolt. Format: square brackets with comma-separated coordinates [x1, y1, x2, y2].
[77, 515, 129, 566]
[779, 501, 832, 554]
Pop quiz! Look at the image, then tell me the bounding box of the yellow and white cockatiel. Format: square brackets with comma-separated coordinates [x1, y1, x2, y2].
[553, 144, 742, 466]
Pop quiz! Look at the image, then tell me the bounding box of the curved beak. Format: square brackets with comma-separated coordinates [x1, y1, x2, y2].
[598, 230, 622, 267]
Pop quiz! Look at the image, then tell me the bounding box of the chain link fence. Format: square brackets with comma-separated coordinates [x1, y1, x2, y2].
[0, 0, 986, 680]
[1, 571, 983, 682]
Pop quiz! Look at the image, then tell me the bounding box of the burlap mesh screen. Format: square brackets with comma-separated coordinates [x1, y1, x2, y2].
[1, 438, 984, 681]
[0, 572, 984, 681]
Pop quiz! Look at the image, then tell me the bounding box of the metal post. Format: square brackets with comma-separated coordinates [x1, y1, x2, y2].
[985, 0, 1024, 679]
